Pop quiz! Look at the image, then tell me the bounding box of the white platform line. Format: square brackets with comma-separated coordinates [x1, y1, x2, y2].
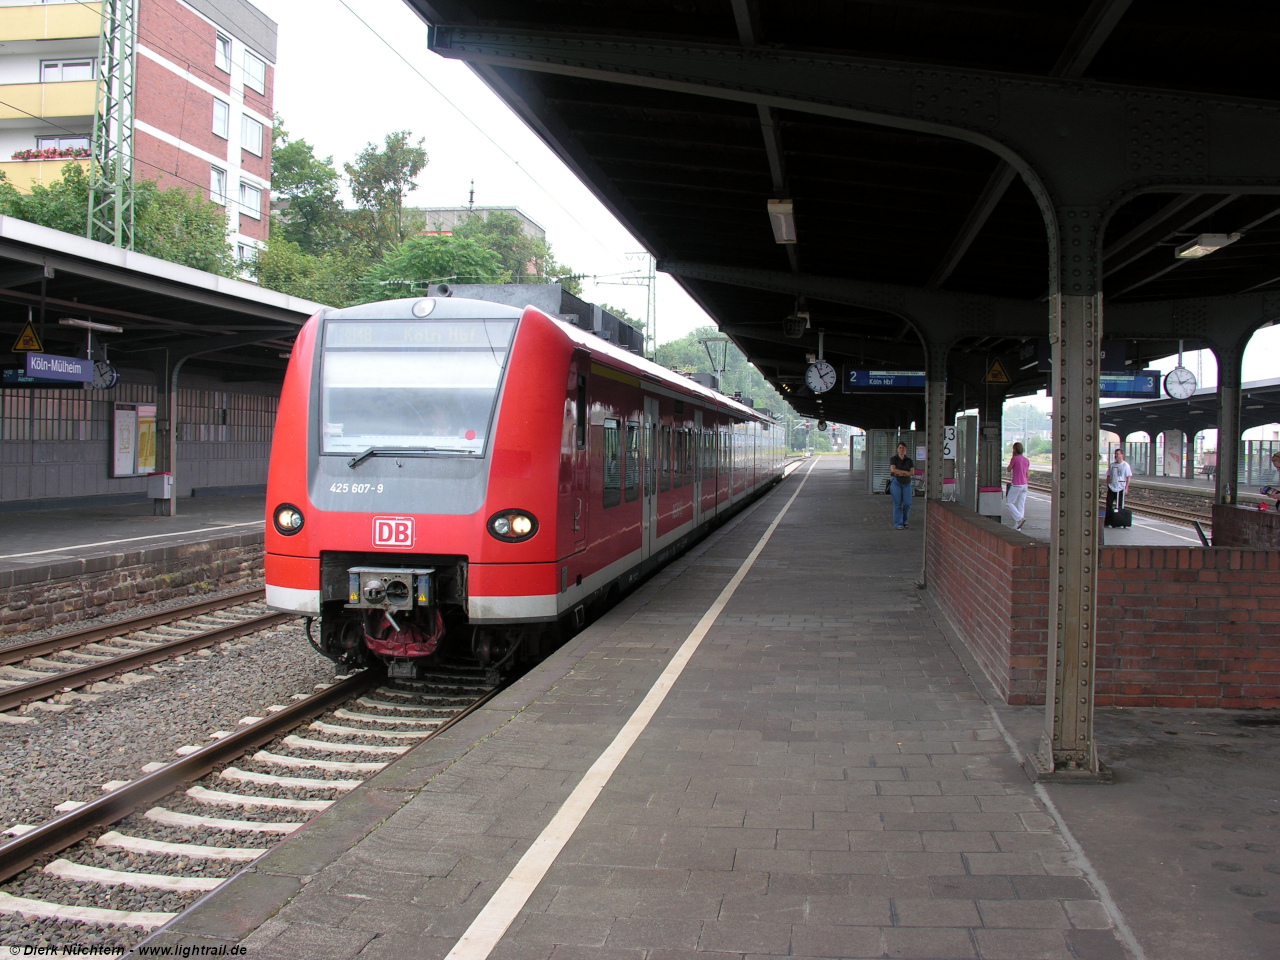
[443, 460, 818, 960]
[0, 521, 262, 560]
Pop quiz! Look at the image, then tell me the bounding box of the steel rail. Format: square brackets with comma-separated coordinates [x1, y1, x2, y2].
[0, 587, 267, 667]
[1025, 481, 1211, 526]
[0, 670, 378, 885]
[0, 611, 293, 713]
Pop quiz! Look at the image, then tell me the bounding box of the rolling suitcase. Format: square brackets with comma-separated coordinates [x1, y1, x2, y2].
[1107, 491, 1133, 528]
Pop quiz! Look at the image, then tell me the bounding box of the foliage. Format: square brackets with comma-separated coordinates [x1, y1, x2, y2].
[271, 118, 345, 255]
[655, 325, 792, 415]
[360, 234, 509, 300]
[448, 209, 582, 294]
[344, 130, 427, 256]
[0, 162, 233, 275]
[253, 226, 365, 305]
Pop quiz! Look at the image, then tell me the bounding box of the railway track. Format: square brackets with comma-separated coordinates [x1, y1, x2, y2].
[0, 660, 499, 954]
[1025, 481, 1212, 527]
[0, 589, 292, 714]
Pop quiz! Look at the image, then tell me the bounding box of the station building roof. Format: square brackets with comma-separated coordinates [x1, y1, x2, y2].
[1101, 378, 1280, 440]
[0, 217, 322, 380]
[411, 1, 1280, 427]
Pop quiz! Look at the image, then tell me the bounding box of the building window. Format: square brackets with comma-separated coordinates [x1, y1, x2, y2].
[210, 166, 227, 205]
[215, 34, 231, 73]
[243, 50, 266, 94]
[236, 243, 258, 264]
[212, 98, 229, 139]
[41, 59, 94, 83]
[239, 181, 261, 218]
[36, 136, 90, 152]
[241, 115, 263, 156]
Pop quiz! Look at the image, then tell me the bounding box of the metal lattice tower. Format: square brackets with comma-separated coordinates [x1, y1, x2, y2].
[87, 0, 137, 249]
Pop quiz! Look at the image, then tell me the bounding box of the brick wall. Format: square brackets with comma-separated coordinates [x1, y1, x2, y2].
[927, 501, 1279, 709]
[135, 54, 229, 161]
[0, 531, 263, 637]
[1213, 504, 1280, 549]
[140, 0, 226, 91]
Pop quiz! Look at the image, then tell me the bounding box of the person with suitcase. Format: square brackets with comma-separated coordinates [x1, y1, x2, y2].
[1106, 447, 1133, 527]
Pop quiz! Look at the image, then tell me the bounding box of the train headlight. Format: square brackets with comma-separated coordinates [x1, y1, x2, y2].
[273, 503, 304, 535]
[487, 509, 538, 543]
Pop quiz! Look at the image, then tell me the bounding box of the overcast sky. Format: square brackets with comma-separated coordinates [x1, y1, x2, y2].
[255, 0, 1279, 389]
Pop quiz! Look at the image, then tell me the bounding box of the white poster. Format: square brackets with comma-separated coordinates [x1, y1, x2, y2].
[942, 425, 956, 460]
[112, 405, 137, 477]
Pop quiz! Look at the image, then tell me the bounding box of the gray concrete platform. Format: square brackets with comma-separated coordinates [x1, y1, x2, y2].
[136, 460, 1278, 960]
[0, 494, 264, 574]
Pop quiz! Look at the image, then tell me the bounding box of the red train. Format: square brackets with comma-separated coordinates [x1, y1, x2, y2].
[264, 295, 784, 677]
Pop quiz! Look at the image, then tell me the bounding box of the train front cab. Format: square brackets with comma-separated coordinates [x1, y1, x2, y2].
[264, 297, 784, 676]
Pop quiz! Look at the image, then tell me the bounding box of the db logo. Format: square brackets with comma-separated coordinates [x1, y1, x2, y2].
[372, 516, 414, 548]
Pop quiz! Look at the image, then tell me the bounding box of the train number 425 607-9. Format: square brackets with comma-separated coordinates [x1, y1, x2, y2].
[329, 482, 384, 494]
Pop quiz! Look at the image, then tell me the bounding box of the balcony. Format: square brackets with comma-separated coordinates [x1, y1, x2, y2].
[0, 157, 90, 191]
[0, 1, 103, 42]
[0, 79, 95, 120]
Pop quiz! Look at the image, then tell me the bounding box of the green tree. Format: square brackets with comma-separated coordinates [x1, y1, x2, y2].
[345, 131, 427, 255]
[360, 234, 508, 300]
[271, 117, 345, 254]
[0, 162, 233, 275]
[655, 325, 793, 414]
[450, 209, 582, 294]
[254, 227, 365, 305]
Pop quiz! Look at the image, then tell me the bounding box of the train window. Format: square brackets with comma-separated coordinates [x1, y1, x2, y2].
[704, 429, 713, 481]
[660, 425, 671, 492]
[320, 318, 516, 457]
[685, 428, 695, 481]
[603, 419, 621, 508]
[673, 430, 683, 489]
[576, 375, 587, 449]
[624, 422, 639, 502]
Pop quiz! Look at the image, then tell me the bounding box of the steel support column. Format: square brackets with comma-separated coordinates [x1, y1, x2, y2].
[1215, 347, 1244, 504]
[1031, 292, 1106, 780]
[920, 340, 950, 588]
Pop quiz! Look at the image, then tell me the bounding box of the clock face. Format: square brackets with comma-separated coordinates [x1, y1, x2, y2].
[806, 360, 837, 394]
[1164, 366, 1197, 399]
[92, 361, 119, 390]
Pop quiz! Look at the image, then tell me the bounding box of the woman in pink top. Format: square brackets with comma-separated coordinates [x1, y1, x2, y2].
[1007, 442, 1030, 530]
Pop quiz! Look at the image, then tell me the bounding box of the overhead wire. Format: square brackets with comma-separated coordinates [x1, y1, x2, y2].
[329, 0, 627, 265]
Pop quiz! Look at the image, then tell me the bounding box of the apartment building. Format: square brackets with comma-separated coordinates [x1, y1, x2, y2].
[0, 0, 275, 260]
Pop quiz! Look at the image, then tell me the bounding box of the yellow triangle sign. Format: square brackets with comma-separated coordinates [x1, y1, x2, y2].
[11, 322, 42, 352]
[985, 357, 1011, 384]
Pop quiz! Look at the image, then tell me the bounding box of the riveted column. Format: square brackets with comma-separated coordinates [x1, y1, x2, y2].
[925, 340, 950, 503]
[1215, 345, 1244, 505]
[1030, 206, 1108, 781]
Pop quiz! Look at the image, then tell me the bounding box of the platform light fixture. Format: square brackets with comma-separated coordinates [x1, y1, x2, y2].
[767, 199, 796, 244]
[1174, 233, 1240, 259]
[59, 317, 123, 333]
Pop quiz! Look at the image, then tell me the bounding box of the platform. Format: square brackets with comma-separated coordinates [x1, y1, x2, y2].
[134, 460, 1276, 960]
[0, 495, 265, 637]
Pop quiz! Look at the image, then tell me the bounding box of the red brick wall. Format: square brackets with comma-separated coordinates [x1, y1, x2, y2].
[1213, 504, 1280, 549]
[135, 56, 230, 162]
[926, 502, 1280, 709]
[139, 0, 229, 95]
[135, 128, 214, 201]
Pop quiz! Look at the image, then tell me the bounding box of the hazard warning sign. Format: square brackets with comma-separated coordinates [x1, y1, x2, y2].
[11, 322, 42, 352]
[984, 358, 1011, 384]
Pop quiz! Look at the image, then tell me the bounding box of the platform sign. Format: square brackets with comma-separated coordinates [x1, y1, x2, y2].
[1100, 370, 1160, 399]
[1022, 339, 1127, 373]
[11, 321, 42, 352]
[942, 425, 956, 460]
[2, 368, 64, 387]
[24, 352, 92, 383]
[842, 368, 926, 392]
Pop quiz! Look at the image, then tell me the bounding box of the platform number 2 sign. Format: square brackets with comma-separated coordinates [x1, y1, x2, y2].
[373, 516, 415, 548]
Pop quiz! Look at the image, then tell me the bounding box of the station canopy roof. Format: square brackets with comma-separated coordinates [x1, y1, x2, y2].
[0, 217, 321, 381]
[1101, 378, 1280, 440]
[412, 0, 1280, 427]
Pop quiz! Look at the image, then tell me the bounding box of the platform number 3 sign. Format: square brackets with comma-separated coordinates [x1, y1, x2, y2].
[942, 426, 956, 460]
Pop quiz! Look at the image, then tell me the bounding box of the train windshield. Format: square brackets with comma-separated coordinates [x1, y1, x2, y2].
[320, 318, 517, 456]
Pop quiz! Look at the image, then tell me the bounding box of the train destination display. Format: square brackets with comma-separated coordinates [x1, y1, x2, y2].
[842, 369, 926, 392]
[1099, 370, 1161, 399]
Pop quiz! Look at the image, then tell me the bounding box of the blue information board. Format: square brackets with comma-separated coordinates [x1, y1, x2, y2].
[843, 368, 926, 392]
[1100, 370, 1160, 399]
[24, 352, 92, 383]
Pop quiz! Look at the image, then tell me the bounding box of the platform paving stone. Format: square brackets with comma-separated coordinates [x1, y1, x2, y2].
[136, 460, 1133, 959]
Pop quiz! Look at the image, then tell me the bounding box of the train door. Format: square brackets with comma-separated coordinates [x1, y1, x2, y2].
[571, 353, 589, 554]
[692, 409, 703, 527]
[642, 396, 659, 559]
